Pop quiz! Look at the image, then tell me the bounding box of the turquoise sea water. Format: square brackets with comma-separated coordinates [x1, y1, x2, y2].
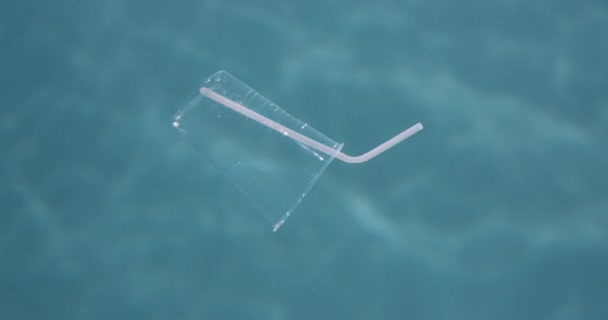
[1, 1, 607, 319]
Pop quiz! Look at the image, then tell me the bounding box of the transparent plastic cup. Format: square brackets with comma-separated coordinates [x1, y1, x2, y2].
[173, 70, 422, 231]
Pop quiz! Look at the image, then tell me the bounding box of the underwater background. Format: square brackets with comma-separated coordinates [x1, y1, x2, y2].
[1, 0, 607, 319]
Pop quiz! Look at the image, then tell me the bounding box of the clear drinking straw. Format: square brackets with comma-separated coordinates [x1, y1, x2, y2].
[198, 88, 423, 164]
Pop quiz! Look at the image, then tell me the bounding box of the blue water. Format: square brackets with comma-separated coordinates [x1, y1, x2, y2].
[1, 1, 607, 319]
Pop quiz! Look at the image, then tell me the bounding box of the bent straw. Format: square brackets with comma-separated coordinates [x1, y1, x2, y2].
[200, 87, 423, 164]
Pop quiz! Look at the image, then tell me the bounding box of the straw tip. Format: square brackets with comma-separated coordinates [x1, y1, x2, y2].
[200, 87, 210, 95]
